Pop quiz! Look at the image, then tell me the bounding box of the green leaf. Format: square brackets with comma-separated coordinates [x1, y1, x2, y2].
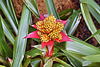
[44, 57, 71, 67]
[85, 29, 100, 41]
[88, 5, 100, 24]
[30, 58, 41, 67]
[80, 3, 100, 44]
[62, 50, 91, 66]
[86, 62, 100, 67]
[67, 56, 82, 67]
[53, 63, 66, 67]
[59, 8, 73, 20]
[29, 26, 37, 33]
[66, 36, 100, 55]
[45, 0, 60, 19]
[11, 5, 31, 67]
[83, 54, 100, 62]
[0, 56, 8, 66]
[23, 0, 40, 17]
[53, 57, 71, 67]
[6, 0, 18, 25]
[0, 0, 18, 34]
[26, 48, 42, 58]
[64, 10, 81, 35]
[52, 52, 65, 57]
[0, 18, 13, 58]
[80, 0, 100, 15]
[0, 15, 15, 45]
[44, 58, 53, 67]
[0, 44, 6, 58]
[23, 58, 31, 67]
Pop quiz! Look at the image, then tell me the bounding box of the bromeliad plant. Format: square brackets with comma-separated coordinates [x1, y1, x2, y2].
[24, 13, 73, 57]
[0, 0, 100, 67]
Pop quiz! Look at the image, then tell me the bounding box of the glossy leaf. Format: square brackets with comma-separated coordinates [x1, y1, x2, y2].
[59, 8, 73, 20]
[23, 58, 31, 67]
[11, 5, 31, 67]
[80, 3, 100, 44]
[88, 5, 100, 24]
[45, 0, 60, 19]
[53, 57, 71, 67]
[0, 0, 18, 34]
[53, 63, 66, 67]
[6, 0, 18, 25]
[30, 58, 41, 67]
[0, 15, 15, 45]
[26, 48, 42, 58]
[44, 57, 71, 67]
[44, 58, 53, 67]
[66, 36, 100, 55]
[80, 0, 100, 15]
[0, 18, 13, 58]
[23, 0, 40, 17]
[85, 29, 100, 41]
[62, 50, 91, 66]
[64, 10, 81, 35]
[83, 54, 100, 62]
[67, 56, 82, 67]
[52, 52, 65, 57]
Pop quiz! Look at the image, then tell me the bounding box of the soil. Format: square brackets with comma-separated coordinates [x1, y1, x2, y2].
[0, 0, 100, 45]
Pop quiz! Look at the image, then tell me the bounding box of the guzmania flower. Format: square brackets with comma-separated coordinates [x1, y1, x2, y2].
[24, 13, 73, 57]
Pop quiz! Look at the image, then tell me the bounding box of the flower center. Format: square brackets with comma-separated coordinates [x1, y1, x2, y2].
[36, 14, 64, 42]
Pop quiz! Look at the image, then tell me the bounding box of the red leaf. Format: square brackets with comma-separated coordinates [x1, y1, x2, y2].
[24, 31, 40, 39]
[55, 32, 73, 42]
[40, 13, 45, 21]
[46, 41, 54, 57]
[41, 40, 54, 49]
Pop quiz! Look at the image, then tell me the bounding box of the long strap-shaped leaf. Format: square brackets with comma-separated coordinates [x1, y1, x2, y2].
[0, 0, 18, 34]
[85, 29, 100, 41]
[0, 17, 13, 58]
[0, 15, 15, 45]
[11, 5, 31, 67]
[80, 3, 100, 44]
[0, 44, 6, 58]
[83, 54, 100, 62]
[88, 5, 100, 24]
[65, 10, 81, 35]
[45, 0, 60, 19]
[80, 0, 100, 15]
[66, 36, 100, 55]
[24, 0, 40, 17]
[6, 0, 18, 25]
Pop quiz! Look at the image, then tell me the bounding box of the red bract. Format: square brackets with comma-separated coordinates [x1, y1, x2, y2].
[24, 13, 73, 57]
